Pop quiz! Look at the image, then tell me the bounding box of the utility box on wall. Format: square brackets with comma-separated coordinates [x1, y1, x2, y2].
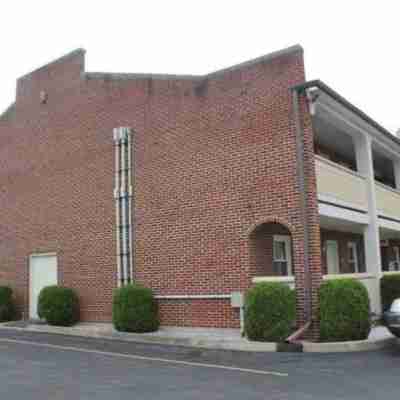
[230, 292, 244, 308]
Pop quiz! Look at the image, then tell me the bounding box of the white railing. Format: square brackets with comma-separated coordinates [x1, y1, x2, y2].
[376, 182, 400, 222]
[315, 155, 368, 210]
[252, 276, 295, 289]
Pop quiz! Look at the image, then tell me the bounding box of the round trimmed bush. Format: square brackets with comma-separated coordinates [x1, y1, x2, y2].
[381, 274, 400, 312]
[244, 282, 295, 342]
[113, 284, 159, 333]
[319, 279, 371, 342]
[38, 286, 80, 326]
[0, 286, 15, 322]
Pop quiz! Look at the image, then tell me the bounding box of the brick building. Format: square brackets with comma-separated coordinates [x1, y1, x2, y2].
[1, 45, 400, 335]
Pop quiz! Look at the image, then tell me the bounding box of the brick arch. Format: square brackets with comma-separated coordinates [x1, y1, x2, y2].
[246, 217, 295, 238]
[247, 218, 294, 279]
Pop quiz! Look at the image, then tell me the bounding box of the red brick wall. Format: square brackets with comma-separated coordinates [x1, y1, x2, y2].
[159, 299, 240, 328]
[0, 46, 321, 329]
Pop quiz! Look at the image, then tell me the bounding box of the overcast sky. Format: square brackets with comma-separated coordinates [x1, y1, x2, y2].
[1, 1, 399, 133]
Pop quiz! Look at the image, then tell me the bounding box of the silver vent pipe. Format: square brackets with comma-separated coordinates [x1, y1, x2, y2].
[127, 131, 134, 281]
[113, 127, 133, 286]
[120, 129, 128, 283]
[114, 129, 122, 286]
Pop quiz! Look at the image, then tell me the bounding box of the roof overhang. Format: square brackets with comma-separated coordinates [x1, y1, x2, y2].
[292, 80, 400, 157]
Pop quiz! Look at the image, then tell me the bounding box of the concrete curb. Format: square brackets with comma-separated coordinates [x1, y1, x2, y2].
[301, 337, 396, 353]
[0, 324, 277, 353]
[0, 324, 395, 353]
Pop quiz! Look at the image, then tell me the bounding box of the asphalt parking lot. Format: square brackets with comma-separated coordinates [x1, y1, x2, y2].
[0, 329, 398, 399]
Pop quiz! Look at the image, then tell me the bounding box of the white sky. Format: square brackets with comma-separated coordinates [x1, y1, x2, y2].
[1, 1, 399, 133]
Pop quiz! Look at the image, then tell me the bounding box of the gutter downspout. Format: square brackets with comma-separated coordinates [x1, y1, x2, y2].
[285, 320, 311, 344]
[291, 88, 313, 332]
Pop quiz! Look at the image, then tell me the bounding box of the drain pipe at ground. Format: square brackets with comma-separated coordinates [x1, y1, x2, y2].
[285, 320, 311, 344]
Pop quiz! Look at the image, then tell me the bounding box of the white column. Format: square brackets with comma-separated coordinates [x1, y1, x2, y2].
[355, 133, 382, 315]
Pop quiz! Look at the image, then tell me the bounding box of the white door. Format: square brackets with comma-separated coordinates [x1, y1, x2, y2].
[326, 241, 340, 274]
[29, 254, 58, 319]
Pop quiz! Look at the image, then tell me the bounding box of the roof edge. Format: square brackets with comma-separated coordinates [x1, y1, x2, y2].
[0, 102, 15, 122]
[84, 44, 303, 82]
[206, 44, 303, 79]
[84, 72, 202, 81]
[293, 79, 399, 147]
[18, 48, 86, 81]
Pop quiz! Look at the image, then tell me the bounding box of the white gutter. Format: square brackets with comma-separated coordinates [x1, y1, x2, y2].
[155, 294, 231, 300]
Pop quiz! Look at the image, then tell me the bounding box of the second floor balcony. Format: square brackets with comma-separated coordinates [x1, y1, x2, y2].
[376, 182, 400, 222]
[315, 155, 368, 212]
[313, 110, 400, 227]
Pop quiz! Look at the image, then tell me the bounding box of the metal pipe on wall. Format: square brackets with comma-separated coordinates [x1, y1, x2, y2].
[113, 128, 122, 287]
[120, 129, 128, 284]
[127, 130, 134, 281]
[114, 127, 134, 286]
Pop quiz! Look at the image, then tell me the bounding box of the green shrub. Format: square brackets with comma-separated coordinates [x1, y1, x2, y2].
[38, 286, 79, 326]
[0, 286, 15, 322]
[113, 284, 159, 333]
[319, 279, 371, 342]
[244, 282, 295, 342]
[381, 274, 400, 312]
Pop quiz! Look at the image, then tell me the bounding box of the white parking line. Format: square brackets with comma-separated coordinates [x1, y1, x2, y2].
[0, 337, 288, 377]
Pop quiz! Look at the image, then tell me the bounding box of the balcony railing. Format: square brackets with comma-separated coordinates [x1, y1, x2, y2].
[315, 155, 368, 210]
[376, 182, 400, 221]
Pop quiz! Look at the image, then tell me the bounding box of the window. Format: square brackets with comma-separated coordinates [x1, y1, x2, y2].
[273, 235, 292, 276]
[394, 247, 400, 262]
[390, 246, 400, 271]
[348, 242, 359, 273]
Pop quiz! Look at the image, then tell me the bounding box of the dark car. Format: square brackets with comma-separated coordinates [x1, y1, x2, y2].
[383, 299, 400, 337]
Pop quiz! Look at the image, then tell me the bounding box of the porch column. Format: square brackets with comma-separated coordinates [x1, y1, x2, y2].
[355, 133, 382, 315]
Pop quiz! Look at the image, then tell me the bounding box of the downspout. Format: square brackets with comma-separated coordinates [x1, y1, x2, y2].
[285, 320, 311, 344]
[288, 88, 313, 339]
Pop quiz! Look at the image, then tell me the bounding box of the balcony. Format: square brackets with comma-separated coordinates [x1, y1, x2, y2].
[315, 155, 368, 211]
[376, 182, 400, 221]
